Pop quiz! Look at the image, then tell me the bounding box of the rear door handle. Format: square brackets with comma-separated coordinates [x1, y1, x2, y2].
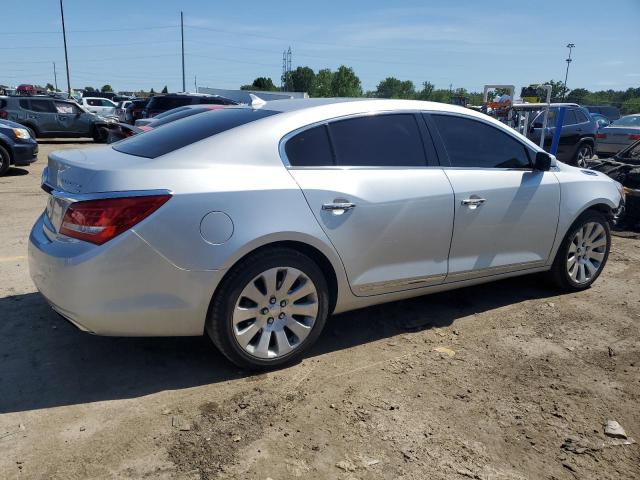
[322, 202, 356, 215]
[461, 198, 486, 208]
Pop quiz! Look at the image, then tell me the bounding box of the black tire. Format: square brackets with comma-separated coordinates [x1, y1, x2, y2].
[92, 126, 107, 143]
[206, 248, 329, 370]
[547, 210, 611, 291]
[573, 142, 594, 168]
[25, 127, 37, 140]
[0, 144, 11, 176]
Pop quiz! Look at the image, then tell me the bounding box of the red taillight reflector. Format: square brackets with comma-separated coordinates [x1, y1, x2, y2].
[60, 194, 171, 245]
[629, 134, 640, 141]
[0, 111, 7, 119]
[596, 133, 607, 139]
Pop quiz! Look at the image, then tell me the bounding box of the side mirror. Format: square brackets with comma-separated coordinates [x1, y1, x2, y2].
[534, 151, 552, 171]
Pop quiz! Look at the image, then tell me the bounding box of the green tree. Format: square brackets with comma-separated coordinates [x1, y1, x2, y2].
[622, 97, 640, 115]
[45, 83, 55, 91]
[331, 66, 361, 97]
[101, 84, 113, 93]
[290, 66, 316, 93]
[565, 87, 590, 104]
[161, 85, 168, 94]
[310, 68, 334, 97]
[374, 77, 415, 99]
[241, 77, 277, 91]
[416, 81, 435, 100]
[545, 80, 568, 102]
[84, 86, 96, 92]
[150, 88, 155, 95]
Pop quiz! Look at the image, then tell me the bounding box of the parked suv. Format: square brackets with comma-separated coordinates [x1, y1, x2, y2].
[124, 98, 150, 124]
[142, 93, 237, 118]
[0, 118, 38, 176]
[0, 96, 115, 141]
[528, 104, 597, 167]
[79, 97, 117, 117]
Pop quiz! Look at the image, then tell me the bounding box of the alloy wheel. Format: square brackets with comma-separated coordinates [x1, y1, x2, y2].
[232, 267, 319, 359]
[567, 222, 607, 284]
[576, 146, 592, 168]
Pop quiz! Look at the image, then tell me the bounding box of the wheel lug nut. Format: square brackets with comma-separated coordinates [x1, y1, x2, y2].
[261, 308, 269, 315]
[278, 313, 285, 319]
[280, 300, 287, 307]
[267, 317, 274, 325]
[269, 297, 276, 304]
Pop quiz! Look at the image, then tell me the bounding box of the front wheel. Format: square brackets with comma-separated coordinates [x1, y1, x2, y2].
[574, 143, 594, 168]
[206, 248, 330, 370]
[0, 144, 11, 176]
[547, 210, 611, 291]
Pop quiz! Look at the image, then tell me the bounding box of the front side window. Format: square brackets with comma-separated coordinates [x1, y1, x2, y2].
[54, 101, 78, 114]
[432, 114, 531, 169]
[328, 114, 427, 167]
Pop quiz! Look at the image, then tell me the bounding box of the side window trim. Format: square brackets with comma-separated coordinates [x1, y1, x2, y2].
[428, 112, 535, 170]
[421, 113, 451, 167]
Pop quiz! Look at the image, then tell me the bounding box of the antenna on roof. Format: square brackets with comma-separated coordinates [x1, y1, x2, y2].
[249, 93, 266, 108]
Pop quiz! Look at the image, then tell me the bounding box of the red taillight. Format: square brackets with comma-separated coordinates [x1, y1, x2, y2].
[596, 133, 607, 139]
[0, 111, 7, 119]
[59, 195, 171, 245]
[629, 134, 640, 141]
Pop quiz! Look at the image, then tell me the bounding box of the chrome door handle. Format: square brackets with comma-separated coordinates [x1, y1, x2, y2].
[322, 202, 356, 215]
[461, 198, 486, 208]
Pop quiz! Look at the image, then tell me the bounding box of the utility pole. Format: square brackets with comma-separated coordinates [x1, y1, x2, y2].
[59, 0, 71, 96]
[563, 43, 575, 100]
[194, 75, 197, 92]
[53, 62, 58, 91]
[181, 11, 186, 92]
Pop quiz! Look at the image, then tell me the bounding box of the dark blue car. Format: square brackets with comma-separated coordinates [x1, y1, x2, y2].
[0, 118, 38, 176]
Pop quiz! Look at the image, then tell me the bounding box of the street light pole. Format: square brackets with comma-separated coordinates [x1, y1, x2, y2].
[59, 0, 71, 97]
[181, 11, 185, 92]
[563, 43, 575, 100]
[53, 62, 58, 91]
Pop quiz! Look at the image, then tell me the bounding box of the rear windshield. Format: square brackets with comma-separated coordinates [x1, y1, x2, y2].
[113, 108, 279, 158]
[150, 107, 211, 128]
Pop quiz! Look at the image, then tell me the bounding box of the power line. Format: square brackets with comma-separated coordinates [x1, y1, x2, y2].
[0, 25, 176, 35]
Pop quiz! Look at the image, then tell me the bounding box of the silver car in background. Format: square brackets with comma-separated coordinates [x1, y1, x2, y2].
[596, 114, 640, 156]
[29, 99, 624, 369]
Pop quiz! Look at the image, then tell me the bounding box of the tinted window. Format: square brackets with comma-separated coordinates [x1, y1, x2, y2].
[150, 107, 210, 128]
[153, 106, 191, 119]
[328, 114, 426, 167]
[19, 99, 30, 109]
[432, 114, 531, 169]
[147, 96, 193, 111]
[200, 96, 237, 106]
[285, 125, 333, 167]
[0, 99, 5, 108]
[563, 110, 578, 125]
[534, 109, 576, 127]
[113, 108, 279, 158]
[28, 99, 56, 113]
[575, 110, 589, 123]
[86, 99, 101, 106]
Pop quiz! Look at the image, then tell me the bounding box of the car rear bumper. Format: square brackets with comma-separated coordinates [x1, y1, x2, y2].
[13, 141, 38, 166]
[596, 142, 629, 155]
[28, 213, 224, 336]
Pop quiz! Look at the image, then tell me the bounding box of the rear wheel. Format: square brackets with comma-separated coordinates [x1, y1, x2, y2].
[206, 248, 329, 370]
[92, 126, 107, 143]
[0, 144, 11, 176]
[574, 143, 594, 168]
[547, 210, 611, 291]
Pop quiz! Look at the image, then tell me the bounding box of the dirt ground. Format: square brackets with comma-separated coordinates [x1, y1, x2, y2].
[1, 141, 639, 480]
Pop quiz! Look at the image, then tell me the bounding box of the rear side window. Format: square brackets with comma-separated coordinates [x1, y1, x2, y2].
[432, 114, 531, 169]
[148, 96, 193, 111]
[575, 110, 589, 123]
[27, 99, 56, 113]
[329, 114, 427, 167]
[86, 99, 101, 106]
[563, 109, 578, 125]
[285, 125, 334, 167]
[113, 108, 279, 158]
[0, 99, 6, 108]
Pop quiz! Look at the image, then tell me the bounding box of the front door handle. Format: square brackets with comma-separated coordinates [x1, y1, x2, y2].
[461, 198, 486, 209]
[322, 202, 356, 215]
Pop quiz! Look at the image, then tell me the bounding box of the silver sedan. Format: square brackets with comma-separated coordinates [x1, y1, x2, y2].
[596, 114, 640, 156]
[29, 99, 624, 369]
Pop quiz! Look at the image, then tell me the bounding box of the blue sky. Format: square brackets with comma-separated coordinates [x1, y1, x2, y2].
[2, 0, 639, 94]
